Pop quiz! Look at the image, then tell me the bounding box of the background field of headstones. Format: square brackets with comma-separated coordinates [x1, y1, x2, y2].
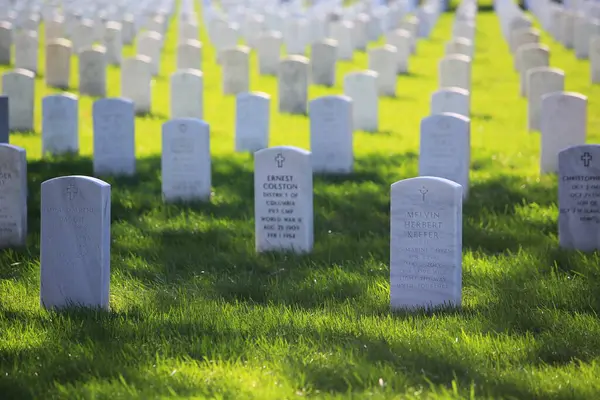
[2, 0, 600, 397]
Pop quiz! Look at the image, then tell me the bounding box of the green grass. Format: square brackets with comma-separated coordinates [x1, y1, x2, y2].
[2, 4, 600, 399]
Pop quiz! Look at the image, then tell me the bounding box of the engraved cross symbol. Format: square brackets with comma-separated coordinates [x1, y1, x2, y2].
[581, 152, 593, 167]
[66, 185, 78, 200]
[419, 186, 428, 201]
[275, 153, 285, 168]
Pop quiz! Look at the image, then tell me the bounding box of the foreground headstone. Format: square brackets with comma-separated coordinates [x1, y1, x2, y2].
[344, 71, 379, 132]
[162, 118, 211, 202]
[430, 88, 470, 117]
[0, 96, 7, 143]
[278, 56, 309, 114]
[540, 92, 587, 174]
[527, 67, 565, 132]
[40, 175, 111, 310]
[439, 55, 471, 91]
[309, 95, 353, 174]
[170, 69, 203, 120]
[235, 92, 270, 152]
[222, 46, 250, 95]
[42, 94, 79, 155]
[122, 56, 152, 114]
[390, 176, 463, 310]
[0, 144, 27, 248]
[93, 98, 136, 176]
[254, 146, 313, 253]
[2, 69, 35, 132]
[419, 113, 471, 198]
[559, 144, 600, 251]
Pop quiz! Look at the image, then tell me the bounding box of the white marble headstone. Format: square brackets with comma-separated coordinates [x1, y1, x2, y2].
[254, 146, 313, 253]
[311, 39, 337, 86]
[0, 144, 27, 248]
[390, 176, 463, 310]
[46, 39, 72, 89]
[122, 55, 152, 114]
[42, 94, 79, 156]
[221, 46, 250, 95]
[368, 45, 398, 97]
[92, 98, 136, 176]
[527, 67, 565, 132]
[170, 69, 203, 120]
[2, 69, 35, 132]
[256, 31, 282, 76]
[15, 30, 38, 74]
[40, 175, 111, 310]
[343, 70, 379, 132]
[309, 95, 353, 174]
[176, 39, 202, 71]
[430, 88, 470, 117]
[162, 118, 211, 202]
[235, 92, 270, 153]
[79, 45, 107, 98]
[439, 55, 471, 91]
[517, 44, 549, 97]
[278, 55, 309, 114]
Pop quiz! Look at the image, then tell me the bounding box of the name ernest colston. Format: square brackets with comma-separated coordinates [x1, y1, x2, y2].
[260, 153, 302, 241]
[561, 151, 600, 224]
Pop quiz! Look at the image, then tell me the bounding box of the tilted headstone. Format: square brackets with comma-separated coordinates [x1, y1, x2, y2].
[311, 39, 337, 86]
[517, 44, 549, 97]
[15, 30, 38, 74]
[79, 45, 107, 97]
[122, 55, 153, 114]
[430, 88, 470, 117]
[2, 69, 35, 132]
[439, 55, 471, 91]
[527, 67, 565, 132]
[0, 96, 8, 143]
[235, 92, 270, 153]
[419, 113, 471, 198]
[42, 94, 79, 156]
[390, 176, 463, 310]
[540, 92, 587, 174]
[278, 56, 309, 115]
[46, 39, 72, 89]
[162, 118, 211, 202]
[176, 39, 202, 71]
[309, 95, 353, 174]
[221, 46, 250, 95]
[93, 98, 136, 176]
[170, 69, 203, 120]
[368, 45, 398, 97]
[0, 21, 12, 65]
[254, 146, 313, 253]
[343, 70, 379, 132]
[559, 144, 600, 251]
[0, 144, 27, 248]
[40, 175, 111, 310]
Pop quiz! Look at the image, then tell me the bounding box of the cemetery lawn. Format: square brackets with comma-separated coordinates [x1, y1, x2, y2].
[3, 6, 600, 399]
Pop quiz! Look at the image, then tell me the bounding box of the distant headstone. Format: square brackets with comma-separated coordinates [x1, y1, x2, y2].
[439, 55, 471, 91]
[559, 11, 575, 49]
[527, 67, 564, 132]
[2, 69, 35, 132]
[46, 39, 72, 89]
[73, 19, 95, 53]
[137, 31, 162, 76]
[343, 70, 378, 132]
[368, 45, 398, 97]
[0, 21, 12, 65]
[311, 39, 337, 86]
[42, 94, 79, 156]
[278, 56, 309, 114]
[254, 146, 313, 253]
[385, 29, 411, 74]
[516, 44, 549, 97]
[79, 45, 107, 97]
[93, 98, 136, 176]
[15, 30, 38, 74]
[309, 95, 353, 174]
[591, 35, 600, 84]
[162, 118, 211, 202]
[445, 37, 473, 58]
[221, 46, 250, 95]
[330, 21, 354, 60]
[574, 17, 600, 59]
[540, 92, 587, 174]
[419, 113, 471, 198]
[256, 31, 282, 75]
[559, 144, 600, 251]
[176, 39, 202, 71]
[40, 175, 111, 310]
[430, 88, 470, 117]
[510, 28, 540, 57]
[0, 96, 8, 143]
[0, 144, 27, 248]
[122, 55, 153, 114]
[235, 92, 270, 153]
[104, 21, 123, 66]
[170, 69, 203, 120]
[390, 176, 463, 310]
